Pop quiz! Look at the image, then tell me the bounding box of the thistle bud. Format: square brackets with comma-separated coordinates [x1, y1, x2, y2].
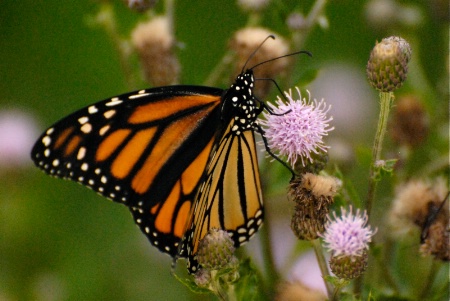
[196, 229, 236, 270]
[366, 36, 411, 92]
[329, 250, 369, 280]
[131, 17, 180, 86]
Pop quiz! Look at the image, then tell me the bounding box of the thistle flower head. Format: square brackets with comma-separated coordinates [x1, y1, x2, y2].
[322, 207, 375, 257]
[289, 174, 340, 240]
[260, 88, 334, 167]
[366, 36, 411, 92]
[131, 16, 180, 86]
[322, 207, 375, 279]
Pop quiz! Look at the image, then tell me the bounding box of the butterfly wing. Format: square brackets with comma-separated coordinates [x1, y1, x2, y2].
[182, 71, 265, 273]
[31, 86, 223, 256]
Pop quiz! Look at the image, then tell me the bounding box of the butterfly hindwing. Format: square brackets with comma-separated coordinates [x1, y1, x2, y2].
[183, 123, 264, 272]
[179, 71, 264, 272]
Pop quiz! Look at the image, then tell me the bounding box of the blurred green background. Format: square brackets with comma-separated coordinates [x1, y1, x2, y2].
[1, 1, 448, 300]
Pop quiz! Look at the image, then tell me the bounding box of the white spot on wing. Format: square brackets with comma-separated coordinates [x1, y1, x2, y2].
[103, 110, 116, 119]
[80, 123, 92, 134]
[42, 136, 51, 147]
[105, 98, 122, 107]
[78, 116, 89, 124]
[129, 92, 150, 99]
[88, 106, 98, 114]
[99, 125, 110, 136]
[77, 147, 86, 160]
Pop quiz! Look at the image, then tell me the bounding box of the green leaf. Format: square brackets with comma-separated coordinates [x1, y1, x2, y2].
[372, 159, 397, 181]
[172, 272, 211, 294]
[234, 259, 265, 301]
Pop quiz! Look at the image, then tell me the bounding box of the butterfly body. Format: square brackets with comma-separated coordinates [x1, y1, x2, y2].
[32, 69, 264, 272]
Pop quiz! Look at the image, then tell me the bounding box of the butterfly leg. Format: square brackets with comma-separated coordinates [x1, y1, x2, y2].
[255, 124, 296, 178]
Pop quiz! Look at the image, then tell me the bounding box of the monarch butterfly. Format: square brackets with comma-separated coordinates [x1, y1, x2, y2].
[31, 36, 306, 273]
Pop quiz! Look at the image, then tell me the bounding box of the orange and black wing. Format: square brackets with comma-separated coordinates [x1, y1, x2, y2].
[182, 120, 264, 273]
[178, 70, 265, 273]
[31, 86, 223, 256]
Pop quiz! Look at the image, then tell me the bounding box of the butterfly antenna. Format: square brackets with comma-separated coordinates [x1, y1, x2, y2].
[250, 50, 312, 71]
[241, 35, 276, 73]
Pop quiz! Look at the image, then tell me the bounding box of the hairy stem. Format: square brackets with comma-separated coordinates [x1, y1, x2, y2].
[311, 239, 334, 300]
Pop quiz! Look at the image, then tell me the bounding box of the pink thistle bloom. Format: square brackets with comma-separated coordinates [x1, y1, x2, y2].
[260, 88, 334, 166]
[322, 207, 376, 257]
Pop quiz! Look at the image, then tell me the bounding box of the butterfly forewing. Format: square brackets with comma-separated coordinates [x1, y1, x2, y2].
[31, 86, 223, 255]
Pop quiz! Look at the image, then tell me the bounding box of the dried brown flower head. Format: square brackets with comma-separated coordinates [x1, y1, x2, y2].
[131, 17, 180, 86]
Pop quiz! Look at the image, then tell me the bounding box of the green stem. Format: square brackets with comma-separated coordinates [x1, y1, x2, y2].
[94, 3, 136, 89]
[311, 239, 334, 300]
[366, 91, 394, 217]
[357, 91, 393, 296]
[418, 260, 441, 300]
[379, 237, 400, 293]
[260, 214, 279, 297]
[292, 0, 328, 49]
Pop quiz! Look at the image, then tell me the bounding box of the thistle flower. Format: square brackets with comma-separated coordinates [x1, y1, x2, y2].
[289, 174, 341, 240]
[322, 207, 376, 279]
[260, 88, 334, 167]
[131, 17, 180, 86]
[366, 36, 411, 92]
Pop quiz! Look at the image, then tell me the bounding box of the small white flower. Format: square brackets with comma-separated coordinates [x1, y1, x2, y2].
[260, 88, 334, 166]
